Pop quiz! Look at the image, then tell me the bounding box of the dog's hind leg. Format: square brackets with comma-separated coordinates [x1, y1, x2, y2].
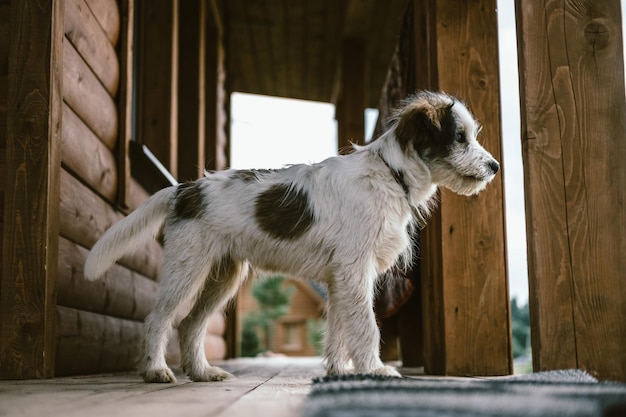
[178, 256, 246, 382]
[140, 249, 217, 383]
[331, 267, 401, 377]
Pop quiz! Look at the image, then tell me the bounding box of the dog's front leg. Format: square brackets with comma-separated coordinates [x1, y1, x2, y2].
[324, 289, 352, 375]
[329, 271, 401, 378]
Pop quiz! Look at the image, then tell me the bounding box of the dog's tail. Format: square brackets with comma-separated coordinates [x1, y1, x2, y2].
[84, 186, 175, 281]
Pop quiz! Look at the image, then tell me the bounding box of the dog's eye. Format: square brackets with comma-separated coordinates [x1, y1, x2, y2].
[456, 131, 467, 143]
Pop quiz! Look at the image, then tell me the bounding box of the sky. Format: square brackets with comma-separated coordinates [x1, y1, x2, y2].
[230, 1, 626, 304]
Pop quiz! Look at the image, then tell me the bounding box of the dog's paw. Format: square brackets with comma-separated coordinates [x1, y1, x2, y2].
[141, 367, 177, 383]
[371, 365, 402, 378]
[325, 363, 352, 377]
[188, 366, 234, 382]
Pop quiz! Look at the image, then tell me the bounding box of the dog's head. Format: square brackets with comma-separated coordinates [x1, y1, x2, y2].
[393, 91, 499, 196]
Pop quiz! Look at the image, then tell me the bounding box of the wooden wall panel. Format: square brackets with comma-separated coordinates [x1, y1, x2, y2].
[417, 0, 511, 376]
[57, 236, 158, 321]
[55, 306, 144, 376]
[204, 3, 228, 171]
[336, 37, 366, 153]
[0, 0, 64, 379]
[136, 0, 178, 176]
[177, 0, 203, 181]
[63, 40, 118, 148]
[59, 168, 161, 280]
[61, 103, 117, 202]
[516, 0, 626, 381]
[84, 0, 119, 45]
[64, 0, 119, 95]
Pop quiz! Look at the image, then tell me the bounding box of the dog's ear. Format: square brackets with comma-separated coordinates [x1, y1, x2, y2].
[396, 100, 457, 156]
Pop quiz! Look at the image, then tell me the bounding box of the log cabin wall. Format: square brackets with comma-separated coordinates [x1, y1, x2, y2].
[57, 0, 165, 376]
[0, 0, 229, 378]
[58, 0, 230, 375]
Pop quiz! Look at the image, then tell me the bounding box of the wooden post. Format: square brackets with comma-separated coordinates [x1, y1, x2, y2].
[336, 37, 366, 153]
[117, 0, 134, 208]
[136, 0, 178, 177]
[0, 0, 64, 378]
[177, 0, 204, 181]
[516, 0, 626, 381]
[203, 0, 228, 171]
[417, 0, 512, 376]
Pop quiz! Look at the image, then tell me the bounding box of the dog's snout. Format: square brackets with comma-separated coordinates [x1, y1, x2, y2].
[488, 160, 500, 175]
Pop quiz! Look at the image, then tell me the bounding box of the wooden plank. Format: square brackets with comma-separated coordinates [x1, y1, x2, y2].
[135, 0, 178, 176]
[116, 0, 133, 206]
[516, 0, 626, 382]
[0, 2, 9, 75]
[61, 103, 117, 201]
[177, 0, 203, 181]
[84, 0, 120, 45]
[203, 9, 228, 171]
[59, 168, 161, 280]
[0, 358, 324, 417]
[57, 236, 158, 321]
[63, 39, 118, 148]
[64, 0, 119, 96]
[336, 37, 365, 153]
[417, 0, 511, 376]
[0, 0, 64, 379]
[55, 306, 223, 376]
[55, 306, 144, 376]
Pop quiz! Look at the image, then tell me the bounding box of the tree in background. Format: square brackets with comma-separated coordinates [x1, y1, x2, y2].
[241, 276, 294, 356]
[510, 297, 531, 358]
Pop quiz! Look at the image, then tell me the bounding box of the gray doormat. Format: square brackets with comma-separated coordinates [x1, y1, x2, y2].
[303, 370, 626, 417]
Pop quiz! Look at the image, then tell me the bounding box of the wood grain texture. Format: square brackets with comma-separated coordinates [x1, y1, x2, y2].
[57, 236, 158, 321]
[1, 358, 325, 416]
[64, 0, 119, 96]
[0, 0, 63, 379]
[135, 0, 178, 176]
[59, 168, 162, 280]
[55, 306, 144, 376]
[63, 39, 118, 147]
[418, 0, 511, 376]
[61, 103, 117, 202]
[116, 0, 133, 206]
[516, 0, 626, 381]
[84, 0, 120, 45]
[336, 37, 366, 153]
[203, 14, 229, 171]
[177, 0, 203, 181]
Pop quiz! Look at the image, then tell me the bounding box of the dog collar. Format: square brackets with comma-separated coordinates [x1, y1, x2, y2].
[376, 153, 411, 203]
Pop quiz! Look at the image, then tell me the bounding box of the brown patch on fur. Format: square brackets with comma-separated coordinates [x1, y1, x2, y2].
[174, 181, 206, 219]
[254, 184, 315, 239]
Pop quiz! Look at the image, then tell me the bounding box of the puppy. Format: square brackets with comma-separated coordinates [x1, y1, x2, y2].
[85, 91, 499, 383]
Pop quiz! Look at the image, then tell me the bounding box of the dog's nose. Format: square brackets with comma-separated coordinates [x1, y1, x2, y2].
[488, 160, 500, 175]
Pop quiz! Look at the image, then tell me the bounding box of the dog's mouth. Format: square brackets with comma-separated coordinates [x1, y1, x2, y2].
[462, 173, 494, 182]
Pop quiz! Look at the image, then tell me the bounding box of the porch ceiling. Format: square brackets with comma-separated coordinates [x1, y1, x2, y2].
[225, 0, 408, 108]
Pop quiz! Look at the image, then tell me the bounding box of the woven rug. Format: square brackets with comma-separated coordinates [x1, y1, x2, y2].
[303, 370, 626, 417]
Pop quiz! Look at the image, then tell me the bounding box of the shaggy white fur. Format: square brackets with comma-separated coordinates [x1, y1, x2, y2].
[84, 91, 499, 383]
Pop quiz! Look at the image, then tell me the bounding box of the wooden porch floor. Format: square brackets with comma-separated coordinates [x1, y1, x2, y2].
[0, 357, 327, 417]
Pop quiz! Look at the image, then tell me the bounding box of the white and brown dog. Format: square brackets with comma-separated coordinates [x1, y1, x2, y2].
[85, 91, 499, 383]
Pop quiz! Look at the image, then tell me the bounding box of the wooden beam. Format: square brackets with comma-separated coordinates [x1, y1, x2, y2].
[336, 37, 366, 153]
[516, 0, 626, 382]
[116, 0, 134, 207]
[0, 0, 64, 379]
[416, 0, 511, 376]
[136, 0, 178, 177]
[204, 4, 228, 171]
[177, 0, 203, 181]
